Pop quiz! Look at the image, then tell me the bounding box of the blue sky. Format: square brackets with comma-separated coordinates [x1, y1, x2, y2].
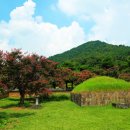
[0, 0, 66, 25]
[0, 0, 25, 20]
[0, 0, 130, 56]
[0, 0, 90, 30]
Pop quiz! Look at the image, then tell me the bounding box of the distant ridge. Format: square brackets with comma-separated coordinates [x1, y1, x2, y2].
[49, 40, 130, 75]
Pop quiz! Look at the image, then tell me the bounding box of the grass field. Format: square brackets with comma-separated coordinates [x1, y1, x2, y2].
[1, 93, 130, 130]
[73, 76, 130, 92]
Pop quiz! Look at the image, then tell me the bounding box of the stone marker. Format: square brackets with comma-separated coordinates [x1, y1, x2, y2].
[112, 103, 130, 109]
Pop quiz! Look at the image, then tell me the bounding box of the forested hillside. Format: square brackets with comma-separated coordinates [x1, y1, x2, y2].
[49, 41, 130, 79]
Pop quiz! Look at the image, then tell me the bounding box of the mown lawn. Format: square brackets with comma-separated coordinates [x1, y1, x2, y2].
[1, 93, 130, 130]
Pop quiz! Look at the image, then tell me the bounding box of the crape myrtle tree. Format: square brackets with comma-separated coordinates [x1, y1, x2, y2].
[0, 51, 3, 72]
[3, 49, 24, 101]
[73, 70, 95, 85]
[61, 68, 76, 90]
[3, 49, 58, 106]
[58, 68, 95, 90]
[3, 49, 30, 105]
[0, 51, 7, 94]
[0, 82, 7, 94]
[26, 56, 56, 98]
[0, 49, 95, 105]
[49, 68, 64, 89]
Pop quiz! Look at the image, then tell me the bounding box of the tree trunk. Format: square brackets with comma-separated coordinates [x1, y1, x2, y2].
[53, 82, 56, 89]
[65, 81, 68, 90]
[72, 81, 74, 89]
[18, 87, 25, 106]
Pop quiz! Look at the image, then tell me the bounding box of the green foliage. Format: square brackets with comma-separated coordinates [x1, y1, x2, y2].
[49, 40, 130, 76]
[73, 76, 130, 92]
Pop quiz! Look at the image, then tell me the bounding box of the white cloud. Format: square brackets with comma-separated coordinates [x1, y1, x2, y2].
[88, 2, 130, 45]
[0, 40, 10, 51]
[10, 0, 36, 21]
[57, 0, 110, 16]
[57, 0, 130, 45]
[0, 0, 86, 56]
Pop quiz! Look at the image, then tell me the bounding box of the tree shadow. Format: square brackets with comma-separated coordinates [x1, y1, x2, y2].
[8, 97, 35, 103]
[0, 112, 34, 128]
[42, 94, 70, 102]
[1, 102, 31, 109]
[0, 100, 31, 109]
[0, 103, 18, 109]
[7, 98, 19, 102]
[0, 112, 34, 119]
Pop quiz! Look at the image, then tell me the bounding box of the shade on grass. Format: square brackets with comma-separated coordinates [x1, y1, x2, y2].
[2, 94, 130, 130]
[73, 76, 130, 93]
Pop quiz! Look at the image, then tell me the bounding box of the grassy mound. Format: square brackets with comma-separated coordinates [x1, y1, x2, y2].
[73, 76, 130, 93]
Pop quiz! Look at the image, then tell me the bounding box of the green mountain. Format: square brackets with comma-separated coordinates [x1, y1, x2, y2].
[49, 40, 130, 76]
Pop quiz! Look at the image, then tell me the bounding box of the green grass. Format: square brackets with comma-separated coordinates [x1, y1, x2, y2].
[73, 76, 130, 93]
[1, 93, 130, 130]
